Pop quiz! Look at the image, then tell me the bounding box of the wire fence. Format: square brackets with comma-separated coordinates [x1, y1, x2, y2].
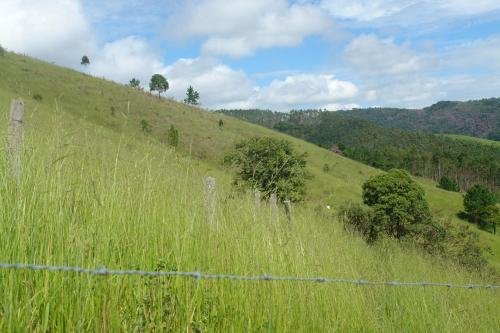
[1, 263, 499, 290]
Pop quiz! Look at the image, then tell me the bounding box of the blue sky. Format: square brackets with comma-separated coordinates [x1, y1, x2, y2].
[1, 0, 500, 110]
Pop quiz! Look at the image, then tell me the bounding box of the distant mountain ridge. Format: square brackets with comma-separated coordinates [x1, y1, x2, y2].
[341, 98, 500, 141]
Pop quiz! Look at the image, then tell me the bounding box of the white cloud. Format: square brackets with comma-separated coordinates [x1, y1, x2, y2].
[164, 0, 333, 57]
[161, 58, 359, 110]
[322, 0, 500, 22]
[164, 57, 257, 109]
[0, 0, 95, 67]
[254, 74, 358, 109]
[321, 0, 415, 22]
[344, 34, 431, 75]
[321, 103, 360, 111]
[89, 36, 165, 86]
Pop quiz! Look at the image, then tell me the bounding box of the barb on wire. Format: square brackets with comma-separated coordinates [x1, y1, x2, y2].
[0, 263, 499, 290]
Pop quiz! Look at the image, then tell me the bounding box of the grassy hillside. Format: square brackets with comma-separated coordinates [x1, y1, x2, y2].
[0, 52, 499, 331]
[445, 134, 500, 148]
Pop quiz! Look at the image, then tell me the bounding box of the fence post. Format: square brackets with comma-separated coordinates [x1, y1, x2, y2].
[269, 192, 279, 224]
[7, 99, 24, 183]
[254, 189, 261, 208]
[205, 176, 217, 225]
[284, 200, 293, 227]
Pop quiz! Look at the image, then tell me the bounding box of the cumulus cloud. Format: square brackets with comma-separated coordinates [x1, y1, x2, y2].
[254, 74, 358, 110]
[89, 36, 166, 85]
[0, 0, 95, 67]
[344, 34, 432, 76]
[322, 0, 500, 22]
[164, 57, 257, 108]
[164, 0, 333, 57]
[163, 58, 359, 110]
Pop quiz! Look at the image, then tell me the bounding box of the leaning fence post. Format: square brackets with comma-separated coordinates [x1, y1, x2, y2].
[254, 189, 261, 208]
[205, 176, 217, 225]
[7, 99, 24, 183]
[269, 192, 279, 224]
[284, 200, 293, 227]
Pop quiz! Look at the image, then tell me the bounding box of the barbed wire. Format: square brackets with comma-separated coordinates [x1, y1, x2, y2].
[1, 263, 499, 290]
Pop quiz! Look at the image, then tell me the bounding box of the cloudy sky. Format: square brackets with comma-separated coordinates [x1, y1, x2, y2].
[1, 0, 500, 110]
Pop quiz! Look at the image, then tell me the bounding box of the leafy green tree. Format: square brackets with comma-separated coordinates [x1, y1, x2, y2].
[149, 74, 169, 98]
[184, 85, 200, 105]
[81, 55, 90, 66]
[438, 176, 460, 192]
[0, 44, 5, 56]
[225, 137, 308, 202]
[129, 78, 141, 89]
[362, 169, 432, 239]
[167, 125, 179, 148]
[464, 185, 496, 225]
[218, 119, 224, 129]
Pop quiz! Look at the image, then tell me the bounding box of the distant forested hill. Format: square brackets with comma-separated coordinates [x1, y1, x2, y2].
[219, 109, 500, 192]
[341, 99, 500, 141]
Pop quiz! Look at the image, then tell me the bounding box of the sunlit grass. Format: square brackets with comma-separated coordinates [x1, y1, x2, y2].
[0, 52, 499, 331]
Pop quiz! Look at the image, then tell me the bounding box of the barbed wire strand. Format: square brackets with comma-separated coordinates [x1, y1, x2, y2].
[0, 263, 499, 289]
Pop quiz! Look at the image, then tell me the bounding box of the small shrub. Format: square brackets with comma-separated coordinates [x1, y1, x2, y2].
[338, 203, 378, 243]
[322, 164, 330, 173]
[438, 176, 460, 192]
[110, 106, 116, 116]
[140, 119, 152, 134]
[218, 119, 224, 129]
[167, 125, 179, 148]
[33, 94, 43, 102]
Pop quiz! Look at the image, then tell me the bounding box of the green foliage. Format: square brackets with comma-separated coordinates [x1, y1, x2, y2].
[218, 119, 224, 129]
[225, 137, 308, 202]
[184, 85, 200, 105]
[0, 44, 5, 56]
[438, 176, 460, 192]
[339, 204, 488, 271]
[322, 164, 330, 173]
[464, 185, 496, 225]
[167, 125, 179, 148]
[81, 55, 90, 66]
[140, 119, 151, 134]
[149, 74, 169, 98]
[220, 109, 500, 192]
[362, 169, 432, 239]
[338, 203, 378, 243]
[0, 52, 499, 331]
[129, 78, 141, 89]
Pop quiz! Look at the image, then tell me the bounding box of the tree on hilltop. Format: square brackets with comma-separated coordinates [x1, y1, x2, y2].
[149, 74, 169, 98]
[184, 85, 200, 105]
[81, 55, 90, 66]
[129, 78, 141, 89]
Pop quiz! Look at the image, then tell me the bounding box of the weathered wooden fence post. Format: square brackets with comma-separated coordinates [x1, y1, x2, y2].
[269, 192, 279, 224]
[205, 176, 217, 225]
[254, 189, 261, 208]
[7, 99, 24, 183]
[284, 200, 293, 227]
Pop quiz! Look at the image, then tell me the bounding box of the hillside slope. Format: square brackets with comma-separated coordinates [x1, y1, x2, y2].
[0, 52, 499, 331]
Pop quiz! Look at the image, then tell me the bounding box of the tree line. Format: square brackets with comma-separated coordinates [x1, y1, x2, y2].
[219, 109, 500, 194]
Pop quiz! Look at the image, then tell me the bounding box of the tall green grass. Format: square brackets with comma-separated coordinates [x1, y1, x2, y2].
[0, 103, 499, 332]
